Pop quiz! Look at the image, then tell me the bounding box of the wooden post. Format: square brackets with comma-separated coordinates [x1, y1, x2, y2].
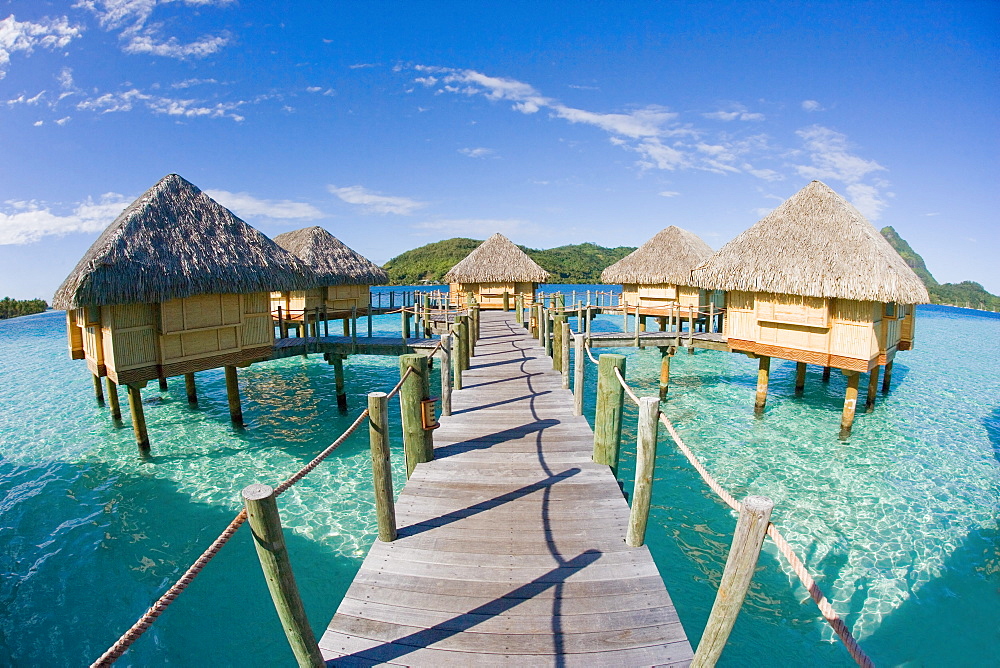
[688, 306, 695, 348]
[399, 354, 433, 478]
[470, 305, 480, 355]
[822, 366, 831, 382]
[627, 396, 659, 547]
[451, 323, 464, 391]
[440, 334, 452, 416]
[622, 307, 628, 333]
[158, 376, 168, 391]
[402, 309, 411, 339]
[106, 377, 122, 421]
[593, 354, 627, 476]
[456, 314, 469, 373]
[241, 484, 324, 668]
[560, 321, 571, 390]
[638, 314, 647, 332]
[634, 306, 641, 347]
[544, 309, 553, 358]
[277, 305, 287, 339]
[367, 305, 373, 338]
[573, 334, 585, 416]
[659, 350, 671, 400]
[552, 314, 566, 371]
[881, 360, 893, 393]
[585, 306, 592, 336]
[343, 316, 350, 336]
[350, 306, 358, 350]
[92, 373, 105, 404]
[367, 392, 396, 542]
[224, 365, 243, 427]
[515, 294, 524, 324]
[692, 496, 774, 668]
[840, 371, 860, 440]
[184, 372, 197, 405]
[126, 384, 150, 453]
[709, 302, 716, 333]
[754, 356, 770, 416]
[332, 354, 347, 411]
[795, 362, 807, 395]
[423, 295, 432, 336]
[503, 291, 510, 312]
[865, 367, 879, 413]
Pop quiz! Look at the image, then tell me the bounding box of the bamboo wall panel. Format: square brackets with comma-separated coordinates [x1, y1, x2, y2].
[183, 294, 225, 330]
[242, 314, 273, 347]
[758, 321, 828, 353]
[160, 299, 185, 333]
[638, 285, 677, 300]
[900, 308, 915, 344]
[243, 292, 268, 315]
[832, 299, 877, 324]
[112, 328, 158, 369]
[678, 286, 701, 307]
[728, 291, 753, 311]
[515, 282, 536, 306]
[882, 316, 901, 351]
[830, 321, 878, 360]
[756, 293, 829, 328]
[726, 310, 757, 340]
[83, 327, 103, 364]
[111, 303, 155, 330]
[66, 312, 85, 358]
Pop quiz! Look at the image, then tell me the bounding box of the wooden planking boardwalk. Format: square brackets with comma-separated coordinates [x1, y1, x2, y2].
[320, 311, 692, 667]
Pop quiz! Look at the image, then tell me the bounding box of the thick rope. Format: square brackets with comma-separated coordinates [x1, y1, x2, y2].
[613, 366, 640, 406]
[386, 364, 414, 400]
[584, 341, 600, 364]
[656, 410, 873, 667]
[274, 408, 370, 495]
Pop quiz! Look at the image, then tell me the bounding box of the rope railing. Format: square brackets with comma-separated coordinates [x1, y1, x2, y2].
[601, 360, 872, 667]
[90, 358, 428, 666]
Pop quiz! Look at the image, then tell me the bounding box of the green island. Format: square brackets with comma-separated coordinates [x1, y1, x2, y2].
[384, 231, 999, 311]
[0, 297, 48, 320]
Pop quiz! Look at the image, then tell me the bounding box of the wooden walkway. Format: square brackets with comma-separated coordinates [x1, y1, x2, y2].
[320, 311, 692, 666]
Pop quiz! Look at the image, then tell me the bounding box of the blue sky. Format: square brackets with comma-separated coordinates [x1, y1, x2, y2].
[1, 1, 997, 300]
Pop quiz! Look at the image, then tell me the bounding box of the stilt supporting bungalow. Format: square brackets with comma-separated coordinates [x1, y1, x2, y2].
[659, 349, 672, 400]
[332, 354, 347, 411]
[158, 377, 168, 391]
[106, 378, 122, 421]
[225, 366, 243, 427]
[866, 368, 879, 412]
[755, 356, 770, 415]
[840, 372, 860, 440]
[795, 362, 807, 395]
[691, 180, 929, 436]
[127, 385, 150, 453]
[185, 373, 198, 405]
[92, 374, 105, 404]
[822, 366, 831, 382]
[882, 360, 893, 393]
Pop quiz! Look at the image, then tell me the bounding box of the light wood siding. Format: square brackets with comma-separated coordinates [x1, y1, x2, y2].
[515, 282, 537, 306]
[756, 293, 830, 328]
[82, 324, 104, 365]
[451, 281, 536, 309]
[621, 284, 640, 307]
[327, 284, 367, 312]
[830, 299, 878, 360]
[677, 285, 701, 308]
[242, 314, 273, 347]
[244, 292, 269, 315]
[637, 284, 677, 300]
[900, 305, 916, 345]
[758, 321, 829, 353]
[724, 291, 755, 340]
[66, 311, 84, 358]
[105, 304, 157, 371]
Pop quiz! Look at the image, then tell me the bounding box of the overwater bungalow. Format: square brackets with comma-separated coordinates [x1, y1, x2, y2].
[445, 233, 549, 309]
[53, 173, 318, 451]
[270, 226, 388, 330]
[601, 225, 717, 329]
[690, 180, 929, 437]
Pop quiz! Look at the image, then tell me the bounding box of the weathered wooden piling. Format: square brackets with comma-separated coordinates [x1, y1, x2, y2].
[573, 333, 585, 416]
[754, 356, 770, 415]
[822, 366, 831, 382]
[184, 373, 197, 405]
[440, 334, 453, 416]
[503, 291, 510, 312]
[593, 354, 627, 476]
[367, 392, 396, 542]
[399, 354, 433, 478]
[92, 373, 105, 404]
[332, 354, 347, 410]
[158, 376, 168, 391]
[552, 314, 566, 371]
[626, 396, 660, 547]
[241, 483, 324, 668]
[795, 362, 807, 395]
[101, 377, 120, 421]
[881, 360, 893, 393]
[560, 321, 571, 389]
[866, 367, 879, 412]
[401, 309, 411, 340]
[659, 349, 671, 400]
[840, 371, 860, 440]
[224, 365, 243, 427]
[692, 495, 774, 668]
[126, 384, 150, 453]
[515, 294, 524, 325]
[455, 314, 469, 372]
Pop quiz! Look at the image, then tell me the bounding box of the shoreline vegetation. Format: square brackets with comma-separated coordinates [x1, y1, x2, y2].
[0, 297, 48, 320]
[383, 231, 1000, 311]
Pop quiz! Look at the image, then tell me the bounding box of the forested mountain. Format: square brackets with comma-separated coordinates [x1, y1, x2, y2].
[881, 226, 999, 310]
[383, 238, 636, 285]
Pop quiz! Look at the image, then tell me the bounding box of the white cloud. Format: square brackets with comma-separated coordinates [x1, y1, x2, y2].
[703, 105, 765, 122]
[171, 77, 219, 89]
[752, 206, 774, 218]
[33, 120, 43, 126]
[635, 139, 689, 171]
[54, 116, 70, 125]
[0, 15, 83, 79]
[658, 191, 680, 198]
[349, 62, 378, 69]
[204, 190, 324, 220]
[845, 183, 888, 220]
[328, 185, 426, 215]
[794, 125, 886, 183]
[801, 99, 824, 112]
[76, 87, 245, 120]
[414, 218, 527, 237]
[305, 86, 322, 93]
[75, 0, 233, 59]
[0, 193, 129, 245]
[459, 147, 494, 158]
[57, 67, 74, 89]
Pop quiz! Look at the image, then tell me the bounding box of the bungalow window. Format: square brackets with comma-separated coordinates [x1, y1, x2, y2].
[884, 302, 897, 319]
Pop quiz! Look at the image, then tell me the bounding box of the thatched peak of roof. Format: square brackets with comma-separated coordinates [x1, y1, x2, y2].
[600, 226, 713, 285]
[53, 174, 319, 309]
[273, 226, 388, 286]
[444, 233, 550, 283]
[690, 180, 930, 303]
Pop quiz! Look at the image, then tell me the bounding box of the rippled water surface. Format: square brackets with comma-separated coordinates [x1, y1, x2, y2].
[1, 298, 998, 666]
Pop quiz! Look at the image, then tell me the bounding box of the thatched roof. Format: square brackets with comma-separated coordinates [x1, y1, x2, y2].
[601, 226, 713, 285]
[690, 181, 929, 303]
[53, 174, 318, 309]
[444, 233, 550, 283]
[273, 226, 387, 286]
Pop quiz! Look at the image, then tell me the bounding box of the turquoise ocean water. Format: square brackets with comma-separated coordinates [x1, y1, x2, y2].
[1, 288, 998, 666]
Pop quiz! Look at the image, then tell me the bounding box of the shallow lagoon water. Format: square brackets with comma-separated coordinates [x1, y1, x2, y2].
[1, 296, 998, 666]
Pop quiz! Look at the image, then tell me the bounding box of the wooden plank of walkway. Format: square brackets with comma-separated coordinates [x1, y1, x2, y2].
[320, 311, 693, 667]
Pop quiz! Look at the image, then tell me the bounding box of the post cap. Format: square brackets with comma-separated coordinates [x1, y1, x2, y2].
[242, 483, 275, 501]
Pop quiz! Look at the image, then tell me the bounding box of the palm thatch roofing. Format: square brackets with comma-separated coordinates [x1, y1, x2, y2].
[444, 233, 550, 283]
[273, 226, 388, 286]
[53, 174, 319, 310]
[690, 181, 930, 304]
[601, 226, 713, 285]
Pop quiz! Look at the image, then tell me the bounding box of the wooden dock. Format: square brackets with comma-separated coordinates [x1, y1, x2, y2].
[320, 311, 693, 666]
